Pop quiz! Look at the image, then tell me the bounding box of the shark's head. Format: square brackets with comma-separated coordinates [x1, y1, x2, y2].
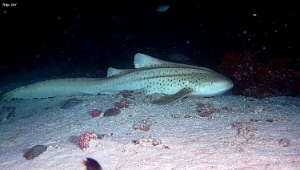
[188, 72, 234, 97]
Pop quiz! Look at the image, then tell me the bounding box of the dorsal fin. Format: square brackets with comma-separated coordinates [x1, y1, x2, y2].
[134, 53, 176, 68]
[106, 67, 135, 77]
[134, 53, 213, 71]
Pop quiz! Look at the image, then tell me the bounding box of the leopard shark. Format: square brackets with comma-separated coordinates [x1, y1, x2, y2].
[1, 53, 233, 104]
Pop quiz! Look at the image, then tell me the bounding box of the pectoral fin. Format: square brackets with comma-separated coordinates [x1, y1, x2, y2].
[151, 87, 195, 105]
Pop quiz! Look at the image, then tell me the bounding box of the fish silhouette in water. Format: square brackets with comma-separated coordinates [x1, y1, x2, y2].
[83, 157, 103, 170]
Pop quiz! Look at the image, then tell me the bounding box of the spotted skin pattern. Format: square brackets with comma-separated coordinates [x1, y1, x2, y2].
[1, 53, 233, 104]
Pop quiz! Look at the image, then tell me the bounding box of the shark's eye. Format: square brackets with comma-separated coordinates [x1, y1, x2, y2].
[210, 82, 214, 85]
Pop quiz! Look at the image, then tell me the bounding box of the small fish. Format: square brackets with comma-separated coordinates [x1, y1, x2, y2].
[156, 5, 170, 12]
[82, 157, 103, 170]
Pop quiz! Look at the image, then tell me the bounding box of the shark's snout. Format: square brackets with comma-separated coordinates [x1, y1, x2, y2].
[189, 73, 234, 97]
[209, 75, 234, 96]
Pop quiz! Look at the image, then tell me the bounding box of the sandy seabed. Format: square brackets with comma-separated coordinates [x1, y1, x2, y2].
[0, 92, 299, 170]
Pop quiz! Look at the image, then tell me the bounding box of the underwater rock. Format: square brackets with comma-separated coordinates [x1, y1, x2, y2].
[23, 145, 47, 160]
[78, 132, 98, 151]
[61, 98, 83, 109]
[133, 137, 162, 146]
[103, 108, 121, 117]
[0, 106, 16, 123]
[279, 138, 291, 147]
[220, 50, 300, 98]
[115, 98, 129, 109]
[91, 109, 101, 118]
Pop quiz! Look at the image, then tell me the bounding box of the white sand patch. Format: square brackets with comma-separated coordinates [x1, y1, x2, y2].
[0, 94, 299, 169]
